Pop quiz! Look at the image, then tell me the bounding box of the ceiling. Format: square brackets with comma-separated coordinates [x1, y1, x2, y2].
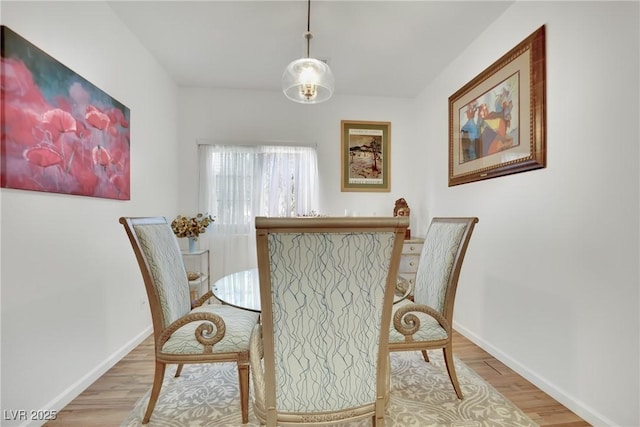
[108, 1, 514, 99]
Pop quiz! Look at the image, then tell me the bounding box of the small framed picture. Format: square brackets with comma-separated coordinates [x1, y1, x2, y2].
[341, 120, 391, 192]
[449, 26, 546, 186]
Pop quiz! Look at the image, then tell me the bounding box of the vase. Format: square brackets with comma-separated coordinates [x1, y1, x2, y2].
[188, 237, 197, 252]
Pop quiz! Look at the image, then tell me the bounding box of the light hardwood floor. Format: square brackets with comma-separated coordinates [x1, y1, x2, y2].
[44, 331, 591, 426]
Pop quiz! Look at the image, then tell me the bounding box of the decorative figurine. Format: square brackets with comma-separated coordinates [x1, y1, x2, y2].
[393, 198, 411, 239]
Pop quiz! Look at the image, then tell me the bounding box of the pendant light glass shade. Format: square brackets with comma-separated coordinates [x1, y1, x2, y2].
[282, 0, 334, 104]
[282, 57, 334, 104]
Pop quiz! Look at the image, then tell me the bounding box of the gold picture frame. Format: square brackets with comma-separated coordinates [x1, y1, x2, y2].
[341, 120, 391, 192]
[449, 25, 546, 186]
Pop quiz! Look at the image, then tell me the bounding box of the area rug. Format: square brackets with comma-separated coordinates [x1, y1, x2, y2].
[122, 351, 538, 427]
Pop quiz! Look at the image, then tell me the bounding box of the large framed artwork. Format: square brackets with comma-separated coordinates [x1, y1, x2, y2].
[341, 120, 391, 192]
[449, 25, 546, 186]
[1, 25, 131, 200]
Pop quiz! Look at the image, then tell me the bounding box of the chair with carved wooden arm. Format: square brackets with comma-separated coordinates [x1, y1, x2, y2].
[119, 216, 259, 424]
[389, 217, 478, 399]
[250, 216, 408, 427]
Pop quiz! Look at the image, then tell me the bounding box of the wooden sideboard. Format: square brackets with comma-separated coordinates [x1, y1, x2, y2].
[398, 237, 424, 289]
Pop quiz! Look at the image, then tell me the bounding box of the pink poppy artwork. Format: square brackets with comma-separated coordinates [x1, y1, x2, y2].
[1, 25, 130, 200]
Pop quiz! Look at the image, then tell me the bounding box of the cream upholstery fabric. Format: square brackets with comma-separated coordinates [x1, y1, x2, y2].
[162, 304, 257, 354]
[134, 223, 191, 327]
[412, 222, 467, 314]
[266, 231, 395, 412]
[133, 223, 258, 355]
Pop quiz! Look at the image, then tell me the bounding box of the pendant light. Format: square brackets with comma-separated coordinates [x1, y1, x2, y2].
[282, 0, 334, 104]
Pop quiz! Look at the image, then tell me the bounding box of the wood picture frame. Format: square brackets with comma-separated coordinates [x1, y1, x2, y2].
[448, 25, 546, 186]
[341, 120, 391, 192]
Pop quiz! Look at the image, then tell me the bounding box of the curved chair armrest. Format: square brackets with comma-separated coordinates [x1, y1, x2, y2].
[158, 311, 226, 353]
[192, 290, 214, 308]
[393, 303, 450, 337]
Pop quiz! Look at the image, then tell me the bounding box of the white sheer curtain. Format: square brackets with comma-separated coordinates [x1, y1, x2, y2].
[198, 144, 319, 281]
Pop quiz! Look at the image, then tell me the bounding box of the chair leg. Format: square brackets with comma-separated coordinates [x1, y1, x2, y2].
[237, 352, 250, 424]
[374, 396, 385, 427]
[143, 361, 166, 424]
[266, 408, 277, 426]
[421, 350, 430, 362]
[174, 364, 184, 377]
[442, 346, 463, 399]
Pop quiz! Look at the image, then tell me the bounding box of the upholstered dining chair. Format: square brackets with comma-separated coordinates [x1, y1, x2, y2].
[119, 216, 259, 424]
[250, 216, 408, 427]
[389, 217, 478, 399]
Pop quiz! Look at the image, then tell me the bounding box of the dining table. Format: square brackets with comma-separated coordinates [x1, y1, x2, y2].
[211, 268, 412, 313]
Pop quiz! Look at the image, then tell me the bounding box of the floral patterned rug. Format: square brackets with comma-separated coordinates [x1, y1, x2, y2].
[122, 351, 538, 427]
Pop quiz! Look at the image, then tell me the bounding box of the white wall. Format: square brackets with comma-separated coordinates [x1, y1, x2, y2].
[178, 2, 640, 426]
[414, 2, 639, 426]
[1, 2, 179, 425]
[177, 88, 425, 231]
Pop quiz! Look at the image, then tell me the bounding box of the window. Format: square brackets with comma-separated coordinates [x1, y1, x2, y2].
[198, 144, 319, 277]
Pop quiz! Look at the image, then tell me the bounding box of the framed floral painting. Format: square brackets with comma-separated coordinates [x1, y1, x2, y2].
[1, 25, 131, 199]
[449, 26, 546, 186]
[341, 120, 391, 192]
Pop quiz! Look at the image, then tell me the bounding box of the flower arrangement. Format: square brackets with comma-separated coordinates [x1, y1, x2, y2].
[171, 213, 214, 240]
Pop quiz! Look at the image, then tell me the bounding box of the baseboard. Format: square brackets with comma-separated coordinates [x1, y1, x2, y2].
[453, 322, 615, 427]
[23, 326, 152, 427]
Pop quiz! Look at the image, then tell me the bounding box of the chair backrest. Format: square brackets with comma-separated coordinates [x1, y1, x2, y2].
[413, 217, 478, 320]
[119, 217, 191, 335]
[255, 216, 408, 420]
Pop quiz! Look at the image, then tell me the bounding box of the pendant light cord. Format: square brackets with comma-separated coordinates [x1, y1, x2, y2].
[305, 0, 311, 58]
